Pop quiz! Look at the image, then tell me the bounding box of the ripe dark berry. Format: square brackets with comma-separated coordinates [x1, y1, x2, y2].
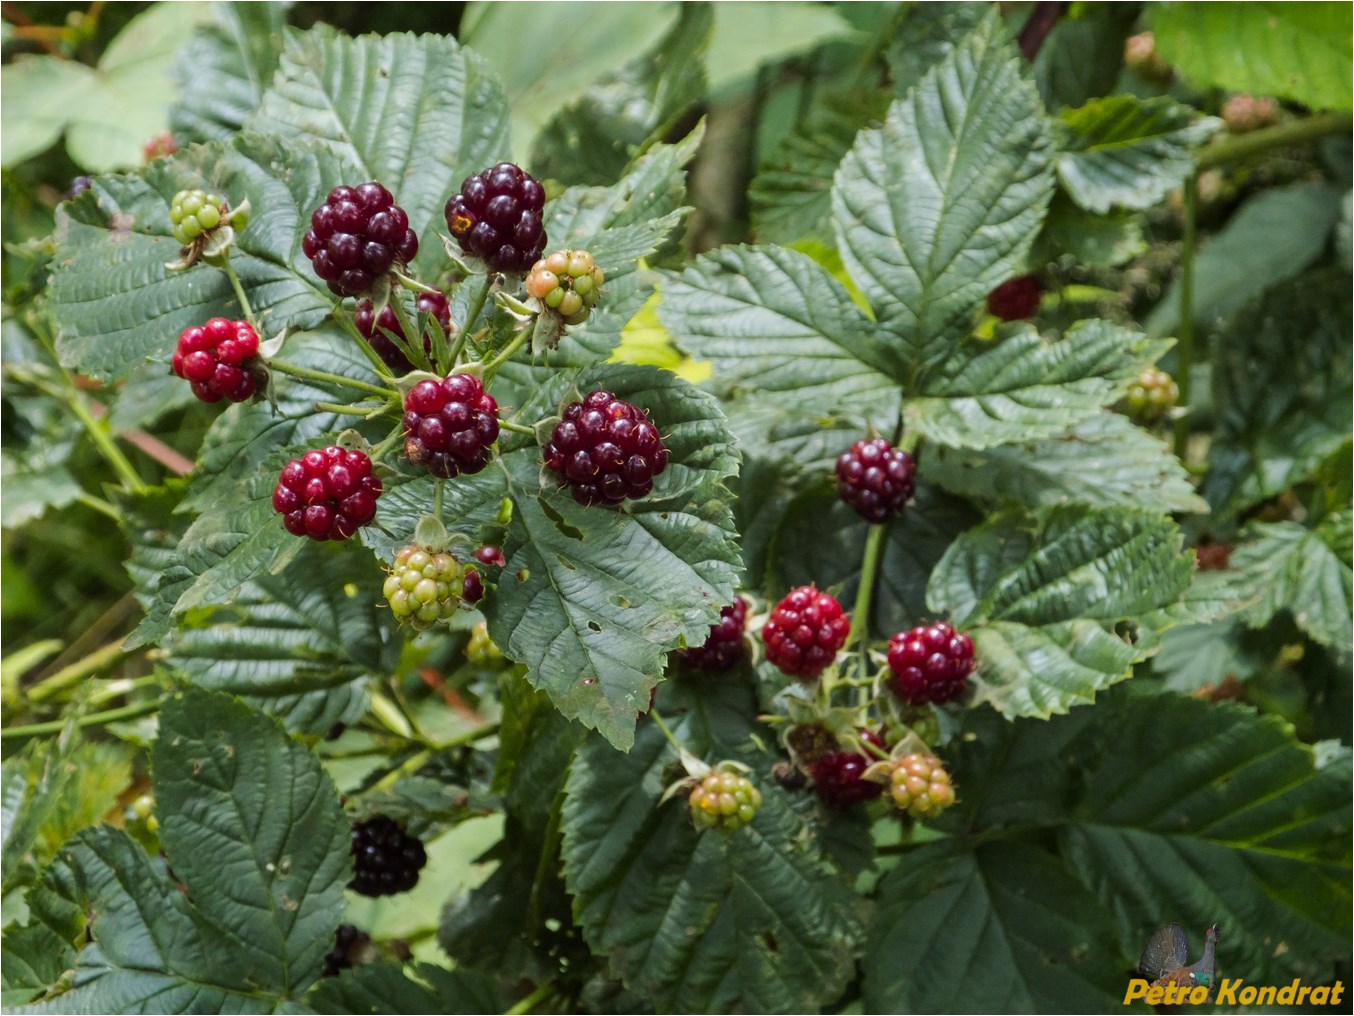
[355, 292, 451, 374]
[272, 446, 382, 541]
[303, 182, 418, 297]
[1124, 367, 1178, 425]
[526, 249, 604, 325]
[474, 545, 506, 568]
[689, 769, 762, 831]
[986, 275, 1041, 321]
[171, 317, 261, 404]
[887, 622, 974, 705]
[762, 585, 850, 679]
[445, 162, 547, 273]
[679, 597, 748, 670]
[836, 438, 916, 523]
[813, 729, 886, 809]
[322, 924, 371, 977]
[350, 816, 427, 897]
[401, 373, 500, 478]
[1196, 543, 1232, 572]
[543, 390, 669, 506]
[887, 752, 955, 818]
[384, 545, 464, 629]
[170, 189, 224, 245]
[462, 568, 484, 604]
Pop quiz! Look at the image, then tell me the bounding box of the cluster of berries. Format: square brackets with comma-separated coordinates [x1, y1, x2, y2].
[688, 770, 763, 831]
[271, 446, 383, 541]
[384, 545, 465, 629]
[171, 318, 262, 403]
[350, 816, 426, 897]
[526, 249, 605, 325]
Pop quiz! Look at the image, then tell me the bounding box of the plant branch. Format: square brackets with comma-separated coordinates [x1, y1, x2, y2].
[2, 698, 160, 742]
[1173, 173, 1197, 461]
[27, 641, 126, 703]
[1197, 111, 1353, 170]
[1017, 1, 1067, 61]
[505, 982, 555, 1016]
[219, 258, 261, 334]
[267, 358, 394, 399]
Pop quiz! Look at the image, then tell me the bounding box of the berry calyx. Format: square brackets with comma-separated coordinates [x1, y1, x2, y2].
[142, 131, 178, 163]
[323, 925, 372, 977]
[445, 162, 547, 274]
[401, 373, 500, 478]
[350, 816, 427, 897]
[272, 446, 382, 541]
[762, 585, 850, 679]
[887, 753, 956, 819]
[836, 438, 916, 523]
[171, 317, 262, 404]
[887, 622, 975, 705]
[986, 275, 1041, 321]
[542, 390, 669, 506]
[466, 620, 505, 666]
[1124, 367, 1178, 425]
[303, 182, 418, 297]
[526, 249, 605, 325]
[383, 545, 465, 629]
[813, 729, 886, 809]
[679, 597, 749, 670]
[689, 769, 762, 831]
[355, 292, 451, 374]
[170, 189, 226, 245]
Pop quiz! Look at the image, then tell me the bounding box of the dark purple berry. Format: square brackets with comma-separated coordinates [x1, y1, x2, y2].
[762, 586, 850, 680]
[887, 622, 974, 705]
[272, 446, 382, 541]
[986, 275, 1041, 321]
[813, 729, 885, 808]
[349, 816, 426, 897]
[322, 924, 371, 977]
[354, 292, 451, 374]
[680, 597, 749, 670]
[445, 162, 547, 273]
[462, 568, 484, 604]
[401, 373, 499, 478]
[475, 545, 506, 568]
[303, 182, 418, 297]
[543, 391, 668, 506]
[836, 438, 916, 523]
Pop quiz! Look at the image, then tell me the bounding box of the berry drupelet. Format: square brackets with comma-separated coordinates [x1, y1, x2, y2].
[762, 585, 850, 679]
[887, 622, 975, 705]
[679, 597, 749, 671]
[171, 317, 261, 404]
[543, 390, 668, 506]
[836, 438, 916, 523]
[349, 816, 427, 897]
[272, 446, 382, 541]
[402, 374, 500, 479]
[303, 182, 418, 297]
[445, 162, 547, 273]
[355, 292, 451, 374]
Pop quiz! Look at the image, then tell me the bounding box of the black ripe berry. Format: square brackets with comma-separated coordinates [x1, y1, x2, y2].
[445, 162, 547, 273]
[836, 438, 916, 523]
[680, 597, 749, 670]
[402, 374, 500, 479]
[355, 292, 451, 374]
[302, 182, 418, 297]
[887, 622, 975, 705]
[272, 446, 382, 541]
[762, 586, 850, 679]
[543, 391, 668, 506]
[986, 275, 1041, 321]
[171, 317, 261, 404]
[812, 729, 886, 809]
[322, 925, 371, 977]
[350, 816, 427, 897]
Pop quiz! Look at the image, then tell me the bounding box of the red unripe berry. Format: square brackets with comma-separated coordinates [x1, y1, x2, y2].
[762, 585, 850, 679]
[887, 622, 974, 705]
[272, 446, 382, 541]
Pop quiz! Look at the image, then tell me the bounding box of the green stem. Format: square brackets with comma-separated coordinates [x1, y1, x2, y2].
[392, 270, 440, 295]
[498, 418, 535, 437]
[482, 326, 531, 377]
[1197, 111, 1353, 170]
[76, 492, 121, 521]
[505, 982, 555, 1016]
[268, 358, 394, 399]
[849, 524, 888, 680]
[1173, 173, 1197, 461]
[364, 720, 501, 794]
[462, 275, 492, 337]
[371, 424, 405, 462]
[648, 709, 685, 756]
[2, 699, 160, 742]
[70, 393, 146, 494]
[315, 401, 378, 417]
[220, 258, 260, 334]
[87, 673, 160, 707]
[27, 641, 126, 703]
[386, 296, 433, 373]
[528, 781, 567, 935]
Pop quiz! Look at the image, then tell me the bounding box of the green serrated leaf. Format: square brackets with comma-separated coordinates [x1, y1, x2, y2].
[1232, 514, 1353, 653]
[307, 962, 503, 1015]
[1032, 192, 1147, 268]
[170, 2, 288, 143]
[907, 320, 1172, 449]
[922, 412, 1208, 513]
[832, 11, 1055, 382]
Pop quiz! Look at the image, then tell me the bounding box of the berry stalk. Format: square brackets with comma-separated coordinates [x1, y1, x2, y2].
[333, 305, 399, 378]
[1173, 173, 1197, 462]
[0, 698, 161, 743]
[647, 708, 687, 756]
[482, 323, 532, 376]
[219, 257, 260, 335]
[848, 523, 888, 683]
[385, 296, 434, 373]
[267, 358, 394, 400]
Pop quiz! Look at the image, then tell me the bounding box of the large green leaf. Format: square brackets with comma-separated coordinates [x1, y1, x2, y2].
[928, 506, 1193, 717]
[486, 365, 741, 750]
[832, 11, 1054, 383]
[12, 689, 350, 1012]
[1232, 514, 1353, 653]
[1146, 181, 1343, 337]
[1205, 271, 1353, 520]
[1032, 2, 1137, 110]
[1150, 1, 1353, 111]
[247, 25, 511, 281]
[1056, 95, 1220, 213]
[561, 680, 863, 1013]
[905, 320, 1171, 450]
[170, 1, 289, 143]
[922, 412, 1208, 513]
[704, 2, 854, 95]
[307, 963, 502, 1015]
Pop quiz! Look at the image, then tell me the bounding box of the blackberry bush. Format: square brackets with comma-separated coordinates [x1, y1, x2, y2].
[542, 390, 669, 505]
[402, 374, 500, 478]
[445, 162, 547, 273]
[271, 446, 382, 540]
[303, 182, 418, 296]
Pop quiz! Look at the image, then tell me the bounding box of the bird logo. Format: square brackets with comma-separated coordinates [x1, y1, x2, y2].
[1138, 923, 1220, 998]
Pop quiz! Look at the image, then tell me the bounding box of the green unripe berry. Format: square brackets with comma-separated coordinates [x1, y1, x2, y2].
[557, 291, 583, 317]
[886, 753, 955, 819]
[386, 544, 467, 630]
[688, 767, 762, 831]
[544, 287, 566, 309]
[466, 620, 506, 667]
